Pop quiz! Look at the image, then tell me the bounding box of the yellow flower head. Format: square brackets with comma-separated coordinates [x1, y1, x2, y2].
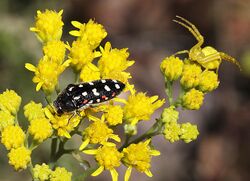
[104, 105, 123, 126]
[182, 88, 204, 110]
[160, 56, 184, 81]
[180, 123, 199, 143]
[1, 125, 25, 150]
[43, 40, 66, 64]
[123, 92, 165, 125]
[70, 19, 107, 49]
[8, 146, 31, 170]
[122, 139, 160, 180]
[80, 63, 101, 82]
[83, 145, 123, 181]
[163, 122, 181, 143]
[0, 89, 21, 115]
[80, 120, 120, 150]
[198, 70, 219, 92]
[45, 108, 81, 138]
[161, 106, 179, 123]
[68, 39, 99, 71]
[180, 62, 202, 89]
[33, 163, 52, 181]
[25, 56, 69, 94]
[0, 111, 15, 132]
[29, 118, 53, 143]
[50, 167, 72, 181]
[98, 42, 135, 75]
[30, 10, 64, 43]
[24, 101, 45, 122]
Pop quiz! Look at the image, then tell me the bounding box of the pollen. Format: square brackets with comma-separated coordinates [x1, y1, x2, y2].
[160, 56, 184, 81]
[30, 9, 64, 43]
[28, 118, 53, 143]
[0, 89, 21, 115]
[1, 125, 25, 150]
[123, 92, 165, 125]
[8, 146, 31, 170]
[33, 163, 52, 181]
[182, 88, 204, 110]
[50, 167, 72, 181]
[24, 101, 45, 122]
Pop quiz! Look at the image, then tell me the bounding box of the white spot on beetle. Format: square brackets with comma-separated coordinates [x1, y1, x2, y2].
[88, 100, 93, 104]
[115, 84, 120, 89]
[68, 87, 74, 91]
[89, 82, 94, 85]
[79, 84, 83, 87]
[82, 92, 88, 96]
[101, 80, 106, 83]
[73, 96, 81, 100]
[104, 85, 111, 91]
[113, 80, 117, 83]
[92, 88, 100, 96]
[96, 99, 100, 103]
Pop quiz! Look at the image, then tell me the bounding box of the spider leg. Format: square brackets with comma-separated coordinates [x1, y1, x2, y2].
[219, 52, 242, 70]
[173, 50, 189, 56]
[174, 16, 204, 47]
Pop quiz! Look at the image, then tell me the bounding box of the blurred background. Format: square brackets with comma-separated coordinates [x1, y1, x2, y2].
[0, 0, 250, 180]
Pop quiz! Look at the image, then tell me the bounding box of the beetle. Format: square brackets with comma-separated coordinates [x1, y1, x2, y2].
[53, 79, 125, 115]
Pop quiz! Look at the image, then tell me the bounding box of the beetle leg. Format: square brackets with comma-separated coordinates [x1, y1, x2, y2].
[173, 50, 189, 56]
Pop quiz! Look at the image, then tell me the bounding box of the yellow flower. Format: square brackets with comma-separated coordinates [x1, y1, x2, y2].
[50, 167, 72, 181]
[123, 92, 165, 125]
[8, 146, 31, 170]
[198, 70, 219, 92]
[25, 56, 70, 94]
[24, 101, 45, 122]
[163, 122, 181, 143]
[79, 119, 120, 150]
[83, 146, 123, 181]
[0, 111, 15, 132]
[1, 125, 25, 150]
[161, 106, 179, 123]
[0, 89, 21, 115]
[29, 118, 53, 142]
[70, 19, 107, 49]
[122, 139, 160, 181]
[180, 123, 199, 143]
[33, 163, 52, 181]
[104, 105, 123, 126]
[182, 88, 204, 110]
[98, 42, 134, 75]
[43, 40, 66, 64]
[45, 108, 81, 138]
[68, 39, 100, 71]
[160, 56, 184, 81]
[30, 10, 64, 43]
[80, 63, 101, 82]
[180, 63, 202, 89]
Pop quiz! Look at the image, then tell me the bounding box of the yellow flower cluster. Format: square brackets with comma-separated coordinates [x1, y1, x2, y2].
[8, 146, 31, 170]
[0, 89, 21, 115]
[122, 139, 160, 180]
[33, 164, 72, 181]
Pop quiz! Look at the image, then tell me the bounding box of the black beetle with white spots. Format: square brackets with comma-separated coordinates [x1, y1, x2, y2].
[53, 79, 125, 115]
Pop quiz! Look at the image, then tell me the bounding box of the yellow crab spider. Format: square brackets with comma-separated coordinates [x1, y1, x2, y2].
[173, 15, 241, 71]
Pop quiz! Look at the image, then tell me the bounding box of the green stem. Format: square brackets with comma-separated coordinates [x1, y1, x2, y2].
[173, 86, 185, 107]
[73, 165, 99, 181]
[119, 119, 164, 151]
[75, 71, 80, 83]
[164, 78, 174, 106]
[27, 161, 34, 179]
[49, 138, 58, 169]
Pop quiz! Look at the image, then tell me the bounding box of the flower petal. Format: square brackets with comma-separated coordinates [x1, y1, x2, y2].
[124, 166, 132, 181]
[69, 30, 81, 37]
[110, 168, 118, 181]
[25, 63, 37, 72]
[36, 81, 44, 91]
[82, 149, 98, 155]
[91, 166, 104, 176]
[150, 150, 161, 156]
[79, 138, 90, 150]
[145, 169, 153, 177]
[71, 21, 82, 28]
